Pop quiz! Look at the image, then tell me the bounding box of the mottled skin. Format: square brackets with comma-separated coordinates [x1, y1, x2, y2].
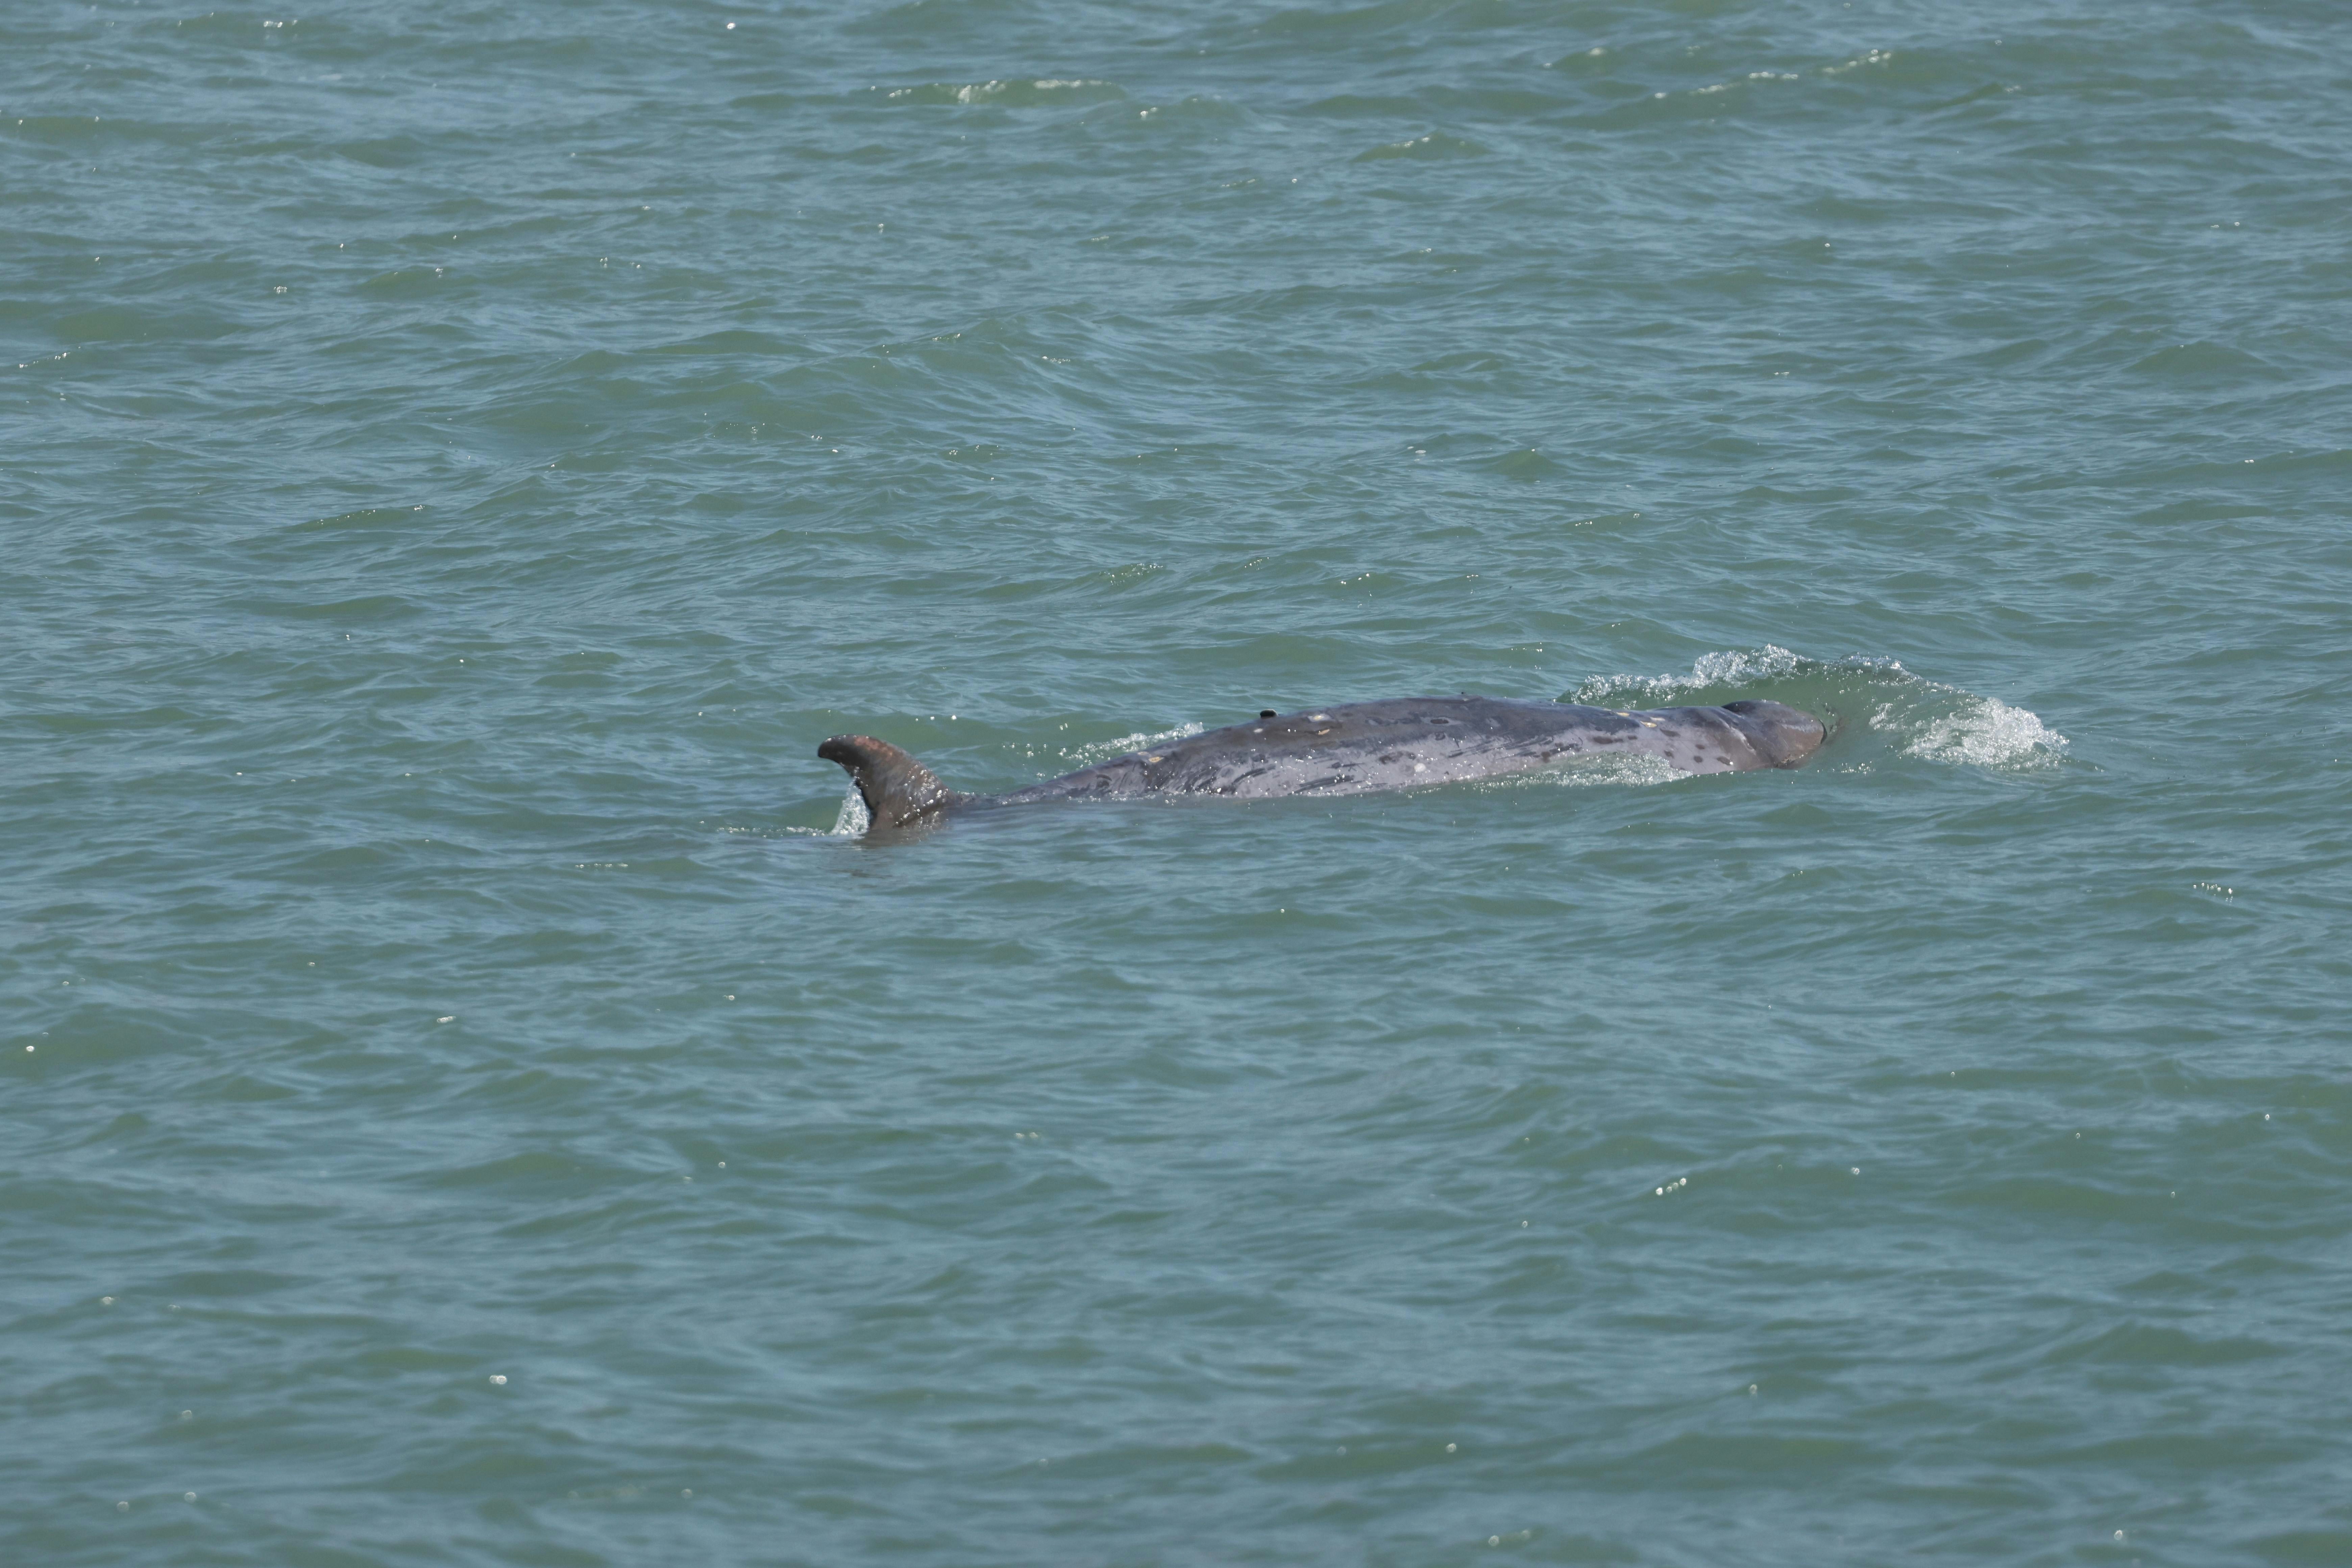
[820, 695, 1825, 832]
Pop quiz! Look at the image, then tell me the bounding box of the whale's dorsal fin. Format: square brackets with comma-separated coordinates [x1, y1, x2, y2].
[818, 735, 961, 829]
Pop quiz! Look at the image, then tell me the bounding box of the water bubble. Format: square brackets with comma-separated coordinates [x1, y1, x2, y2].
[488, 1374, 508, 1386]
[1446, 1442, 1457, 1453]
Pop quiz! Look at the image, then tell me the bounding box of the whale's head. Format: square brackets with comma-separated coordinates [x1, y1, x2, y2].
[1719, 700, 1827, 767]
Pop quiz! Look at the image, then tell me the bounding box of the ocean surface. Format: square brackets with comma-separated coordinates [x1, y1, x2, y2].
[6, 0, 2351, 1563]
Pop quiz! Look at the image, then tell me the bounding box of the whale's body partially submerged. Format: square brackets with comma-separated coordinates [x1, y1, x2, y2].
[819, 694, 1826, 832]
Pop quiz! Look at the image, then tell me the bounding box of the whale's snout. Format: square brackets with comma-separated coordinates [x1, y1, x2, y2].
[1720, 700, 1827, 767]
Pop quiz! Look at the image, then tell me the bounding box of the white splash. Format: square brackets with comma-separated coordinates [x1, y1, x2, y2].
[1573, 644, 1805, 703]
[1478, 751, 1684, 791]
[829, 788, 871, 836]
[1569, 646, 2066, 774]
[1905, 695, 2067, 768]
[1063, 722, 1203, 769]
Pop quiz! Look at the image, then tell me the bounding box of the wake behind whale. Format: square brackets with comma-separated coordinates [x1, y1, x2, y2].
[819, 693, 1826, 832]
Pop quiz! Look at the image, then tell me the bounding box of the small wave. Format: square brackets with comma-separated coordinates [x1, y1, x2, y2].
[881, 79, 1123, 108]
[1354, 131, 1488, 162]
[1822, 48, 1897, 76]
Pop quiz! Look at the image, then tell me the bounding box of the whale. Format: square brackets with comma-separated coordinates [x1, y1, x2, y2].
[819, 693, 1826, 831]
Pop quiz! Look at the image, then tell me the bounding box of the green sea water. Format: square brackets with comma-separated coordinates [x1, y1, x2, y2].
[6, 1, 2351, 1563]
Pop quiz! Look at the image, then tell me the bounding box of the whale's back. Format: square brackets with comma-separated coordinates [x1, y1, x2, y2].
[990, 694, 1823, 804]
